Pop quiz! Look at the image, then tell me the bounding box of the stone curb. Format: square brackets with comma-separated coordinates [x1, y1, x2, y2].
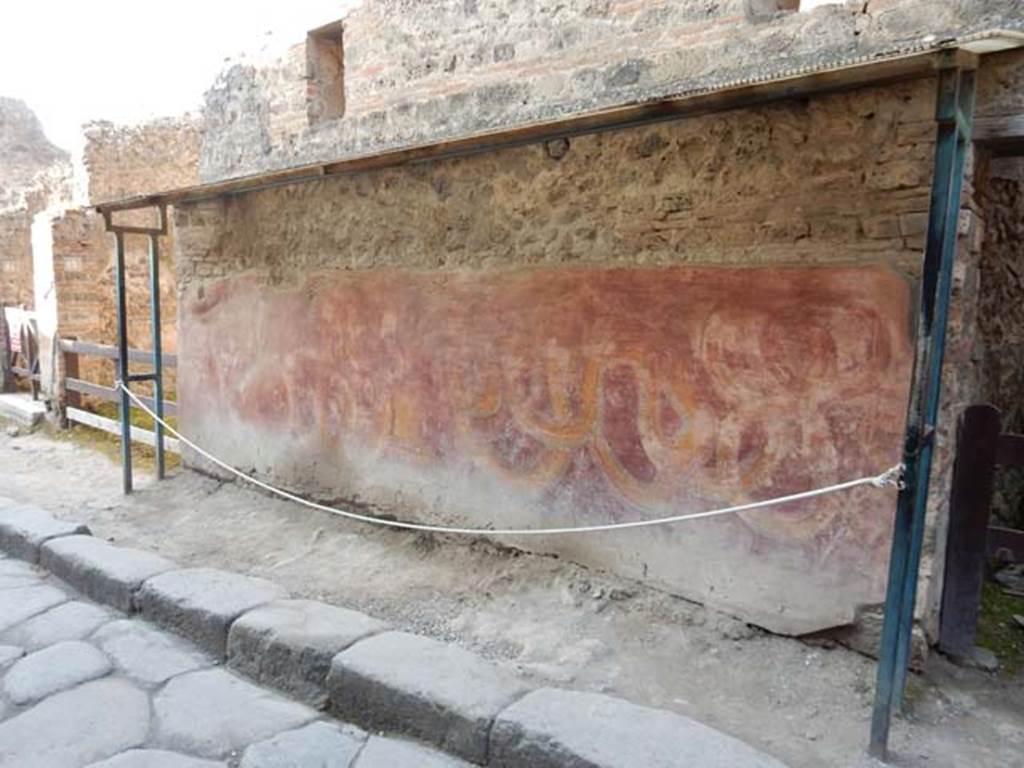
[0, 504, 789, 768]
[327, 630, 529, 764]
[135, 568, 288, 658]
[227, 598, 390, 708]
[40, 535, 178, 613]
[490, 687, 789, 768]
[0, 504, 91, 563]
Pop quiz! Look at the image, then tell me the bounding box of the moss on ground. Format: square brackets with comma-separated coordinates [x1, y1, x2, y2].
[92, 400, 178, 432]
[46, 405, 181, 474]
[976, 579, 1024, 676]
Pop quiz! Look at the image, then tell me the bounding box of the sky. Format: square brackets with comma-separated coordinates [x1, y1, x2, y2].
[0, 1, 354, 153]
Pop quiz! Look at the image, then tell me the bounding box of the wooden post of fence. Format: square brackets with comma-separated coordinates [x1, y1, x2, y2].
[0, 310, 11, 393]
[62, 336, 81, 425]
[24, 320, 39, 401]
[938, 404, 1001, 659]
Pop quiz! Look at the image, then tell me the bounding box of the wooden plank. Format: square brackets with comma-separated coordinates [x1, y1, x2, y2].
[973, 114, 1024, 155]
[997, 433, 1024, 468]
[938, 404, 1001, 658]
[66, 407, 180, 454]
[94, 49, 946, 213]
[64, 342, 81, 409]
[64, 378, 177, 416]
[973, 114, 1024, 141]
[59, 339, 177, 368]
[10, 366, 40, 381]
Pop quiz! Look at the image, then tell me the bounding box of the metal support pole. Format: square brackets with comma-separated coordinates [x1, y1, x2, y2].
[868, 63, 976, 760]
[148, 233, 166, 480]
[113, 230, 133, 494]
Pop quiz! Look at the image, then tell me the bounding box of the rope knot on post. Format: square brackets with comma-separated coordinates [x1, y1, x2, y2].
[871, 464, 906, 490]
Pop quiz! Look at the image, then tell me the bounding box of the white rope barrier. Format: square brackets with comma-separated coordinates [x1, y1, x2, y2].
[118, 382, 903, 537]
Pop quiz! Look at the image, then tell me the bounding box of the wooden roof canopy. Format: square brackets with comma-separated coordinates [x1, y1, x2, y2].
[95, 30, 1024, 216]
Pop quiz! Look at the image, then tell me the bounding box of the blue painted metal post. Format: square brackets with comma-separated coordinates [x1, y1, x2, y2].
[113, 230, 133, 494]
[868, 61, 976, 760]
[148, 232, 166, 480]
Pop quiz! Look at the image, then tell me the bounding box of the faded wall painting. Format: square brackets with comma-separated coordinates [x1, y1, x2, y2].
[180, 265, 912, 632]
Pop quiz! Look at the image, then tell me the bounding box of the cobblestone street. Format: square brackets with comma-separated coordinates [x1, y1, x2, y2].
[0, 553, 469, 768]
[0, 494, 790, 768]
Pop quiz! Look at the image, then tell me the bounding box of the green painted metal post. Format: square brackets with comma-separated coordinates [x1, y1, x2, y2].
[891, 67, 975, 712]
[868, 62, 976, 760]
[113, 230, 133, 494]
[148, 233, 166, 480]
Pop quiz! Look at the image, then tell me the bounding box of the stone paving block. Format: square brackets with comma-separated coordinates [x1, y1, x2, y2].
[355, 736, 475, 767]
[2, 600, 114, 651]
[136, 567, 288, 657]
[489, 688, 789, 768]
[93, 618, 214, 686]
[228, 599, 388, 707]
[0, 571, 41, 590]
[0, 558, 41, 590]
[153, 668, 318, 758]
[239, 721, 366, 768]
[0, 504, 90, 563]
[328, 631, 528, 764]
[0, 558, 36, 576]
[86, 748, 226, 767]
[0, 678, 150, 767]
[0, 583, 69, 632]
[0, 644, 24, 670]
[41, 535, 177, 612]
[2, 639, 113, 705]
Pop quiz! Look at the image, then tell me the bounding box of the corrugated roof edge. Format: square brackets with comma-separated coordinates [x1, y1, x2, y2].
[96, 27, 1024, 214]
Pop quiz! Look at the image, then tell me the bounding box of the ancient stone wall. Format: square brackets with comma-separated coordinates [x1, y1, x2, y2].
[173, 75, 963, 635]
[977, 156, 1024, 530]
[51, 117, 200, 397]
[0, 210, 34, 308]
[196, 0, 1024, 184]
[0, 98, 71, 310]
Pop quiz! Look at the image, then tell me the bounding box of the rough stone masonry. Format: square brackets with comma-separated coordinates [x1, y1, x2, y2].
[175, 70, 939, 636]
[83, 0, 1024, 644]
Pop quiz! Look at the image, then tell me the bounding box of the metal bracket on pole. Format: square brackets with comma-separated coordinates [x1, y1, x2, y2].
[868, 60, 976, 761]
[103, 204, 169, 490]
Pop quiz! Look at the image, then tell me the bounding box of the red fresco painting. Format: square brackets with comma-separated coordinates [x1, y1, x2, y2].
[182, 265, 911, 570]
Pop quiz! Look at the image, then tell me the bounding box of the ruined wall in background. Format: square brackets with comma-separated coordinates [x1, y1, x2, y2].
[51, 117, 200, 395]
[172, 77, 956, 635]
[0, 97, 71, 310]
[194, 0, 1024, 184]
[978, 156, 1024, 530]
[0, 210, 34, 308]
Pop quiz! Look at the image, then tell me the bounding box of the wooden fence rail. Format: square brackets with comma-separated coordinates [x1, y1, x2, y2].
[60, 337, 179, 454]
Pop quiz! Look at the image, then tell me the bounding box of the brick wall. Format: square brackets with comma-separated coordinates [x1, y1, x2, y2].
[0, 210, 34, 308]
[51, 117, 200, 400]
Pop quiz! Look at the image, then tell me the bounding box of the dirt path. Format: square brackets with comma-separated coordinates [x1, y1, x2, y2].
[1, 424, 1021, 768]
